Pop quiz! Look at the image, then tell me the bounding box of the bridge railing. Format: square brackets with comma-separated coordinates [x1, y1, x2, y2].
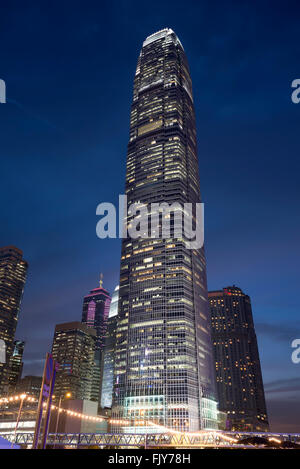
[1, 431, 299, 447]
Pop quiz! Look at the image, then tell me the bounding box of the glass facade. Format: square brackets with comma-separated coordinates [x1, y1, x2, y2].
[101, 285, 119, 408]
[82, 282, 111, 404]
[82, 284, 111, 353]
[112, 29, 217, 432]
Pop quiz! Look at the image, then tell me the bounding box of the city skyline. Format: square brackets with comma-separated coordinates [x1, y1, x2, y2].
[1, 1, 300, 433]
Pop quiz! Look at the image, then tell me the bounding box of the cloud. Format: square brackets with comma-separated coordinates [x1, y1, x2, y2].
[265, 377, 300, 394]
[265, 377, 300, 432]
[267, 398, 300, 433]
[256, 322, 300, 343]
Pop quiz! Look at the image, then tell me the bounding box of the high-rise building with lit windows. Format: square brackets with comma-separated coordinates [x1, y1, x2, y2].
[7, 339, 25, 393]
[209, 286, 269, 431]
[0, 246, 28, 395]
[101, 285, 119, 408]
[112, 29, 217, 432]
[82, 278, 111, 405]
[51, 322, 97, 402]
[16, 375, 42, 397]
[82, 278, 111, 354]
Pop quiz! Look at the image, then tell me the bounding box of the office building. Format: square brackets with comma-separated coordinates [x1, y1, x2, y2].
[51, 322, 97, 402]
[82, 277, 111, 405]
[7, 340, 25, 393]
[100, 286, 119, 408]
[0, 246, 28, 394]
[16, 375, 42, 397]
[82, 276, 111, 354]
[112, 29, 217, 431]
[209, 286, 269, 431]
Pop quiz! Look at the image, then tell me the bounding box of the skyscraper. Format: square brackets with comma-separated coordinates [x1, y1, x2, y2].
[82, 277, 111, 356]
[209, 286, 269, 431]
[82, 277, 111, 405]
[0, 246, 28, 394]
[7, 339, 25, 393]
[101, 285, 119, 408]
[16, 375, 42, 397]
[51, 322, 97, 402]
[112, 29, 217, 432]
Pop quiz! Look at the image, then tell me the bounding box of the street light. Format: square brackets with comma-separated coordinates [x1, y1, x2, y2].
[11, 394, 27, 448]
[53, 392, 71, 449]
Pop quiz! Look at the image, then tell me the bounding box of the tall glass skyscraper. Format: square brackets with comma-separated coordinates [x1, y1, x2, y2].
[82, 279, 111, 354]
[82, 278, 111, 405]
[112, 29, 217, 432]
[101, 285, 119, 408]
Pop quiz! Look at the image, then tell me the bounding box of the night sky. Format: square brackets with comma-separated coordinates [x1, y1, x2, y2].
[1, 0, 299, 432]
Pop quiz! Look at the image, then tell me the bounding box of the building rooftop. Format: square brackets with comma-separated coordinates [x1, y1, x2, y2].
[0, 245, 24, 257]
[143, 28, 183, 50]
[54, 321, 96, 336]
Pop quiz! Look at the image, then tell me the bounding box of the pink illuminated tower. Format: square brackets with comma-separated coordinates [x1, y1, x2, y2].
[82, 275, 111, 404]
[82, 274, 111, 355]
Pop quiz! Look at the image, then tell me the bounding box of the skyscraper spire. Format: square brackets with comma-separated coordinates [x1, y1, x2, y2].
[99, 272, 103, 288]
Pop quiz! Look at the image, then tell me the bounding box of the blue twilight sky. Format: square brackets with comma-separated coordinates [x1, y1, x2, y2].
[0, 0, 299, 431]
